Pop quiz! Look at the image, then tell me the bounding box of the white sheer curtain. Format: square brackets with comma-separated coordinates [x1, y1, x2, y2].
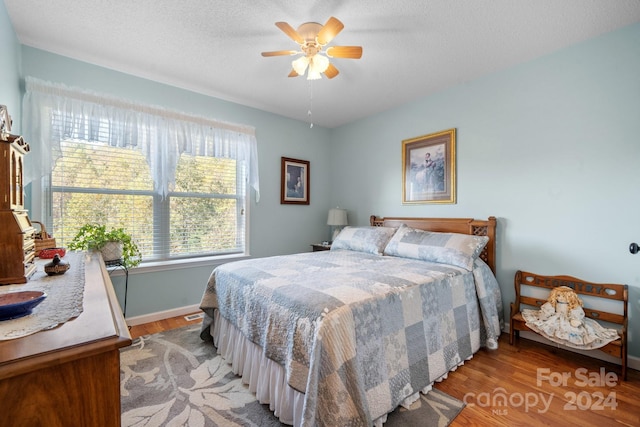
[22, 76, 260, 201]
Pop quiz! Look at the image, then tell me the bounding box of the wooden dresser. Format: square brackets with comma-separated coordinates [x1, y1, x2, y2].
[0, 253, 131, 427]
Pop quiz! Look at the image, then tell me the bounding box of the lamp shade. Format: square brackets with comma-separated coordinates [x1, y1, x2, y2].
[310, 54, 330, 73]
[292, 54, 329, 80]
[292, 56, 310, 76]
[327, 208, 348, 226]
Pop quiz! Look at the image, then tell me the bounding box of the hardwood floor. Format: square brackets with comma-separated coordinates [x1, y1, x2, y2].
[129, 314, 198, 338]
[437, 335, 639, 427]
[130, 314, 639, 426]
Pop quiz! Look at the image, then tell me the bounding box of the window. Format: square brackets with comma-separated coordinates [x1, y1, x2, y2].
[24, 77, 259, 264]
[51, 139, 246, 261]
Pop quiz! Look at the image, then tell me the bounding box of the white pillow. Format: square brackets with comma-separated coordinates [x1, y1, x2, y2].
[330, 226, 397, 255]
[383, 224, 489, 270]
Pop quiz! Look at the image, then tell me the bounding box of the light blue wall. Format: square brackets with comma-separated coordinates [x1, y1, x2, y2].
[331, 23, 640, 357]
[0, 2, 21, 132]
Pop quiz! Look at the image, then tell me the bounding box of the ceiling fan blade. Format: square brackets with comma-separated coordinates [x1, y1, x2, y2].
[326, 46, 363, 59]
[324, 63, 339, 79]
[288, 69, 300, 78]
[261, 50, 299, 57]
[275, 22, 304, 44]
[316, 16, 344, 45]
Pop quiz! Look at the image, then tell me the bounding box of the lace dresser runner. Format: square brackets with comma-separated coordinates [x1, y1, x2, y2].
[0, 251, 86, 340]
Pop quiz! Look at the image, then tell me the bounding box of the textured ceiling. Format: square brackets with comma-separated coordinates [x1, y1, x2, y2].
[5, 0, 640, 128]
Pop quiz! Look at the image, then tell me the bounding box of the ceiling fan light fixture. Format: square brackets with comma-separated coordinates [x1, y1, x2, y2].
[293, 54, 329, 80]
[310, 54, 329, 73]
[292, 56, 310, 75]
[307, 68, 323, 80]
[264, 16, 361, 81]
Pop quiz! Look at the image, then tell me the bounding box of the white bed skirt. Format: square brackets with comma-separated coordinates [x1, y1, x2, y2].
[208, 309, 468, 426]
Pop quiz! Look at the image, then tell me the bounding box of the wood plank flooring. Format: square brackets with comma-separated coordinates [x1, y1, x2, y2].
[129, 314, 639, 426]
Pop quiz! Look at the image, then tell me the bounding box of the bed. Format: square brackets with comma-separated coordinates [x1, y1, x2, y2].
[199, 215, 503, 426]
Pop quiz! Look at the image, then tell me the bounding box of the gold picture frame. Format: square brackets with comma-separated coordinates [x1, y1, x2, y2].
[281, 157, 310, 205]
[402, 128, 456, 204]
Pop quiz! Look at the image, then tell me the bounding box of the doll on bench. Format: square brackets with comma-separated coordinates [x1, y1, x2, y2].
[521, 286, 619, 350]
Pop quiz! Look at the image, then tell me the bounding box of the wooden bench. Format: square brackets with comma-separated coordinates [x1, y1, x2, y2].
[510, 270, 628, 380]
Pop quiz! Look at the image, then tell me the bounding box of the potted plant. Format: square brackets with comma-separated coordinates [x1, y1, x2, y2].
[68, 224, 142, 268]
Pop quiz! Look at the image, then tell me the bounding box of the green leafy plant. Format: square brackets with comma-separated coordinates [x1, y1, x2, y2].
[68, 224, 142, 268]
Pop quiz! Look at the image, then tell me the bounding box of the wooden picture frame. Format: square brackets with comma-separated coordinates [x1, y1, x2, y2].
[281, 157, 310, 205]
[402, 128, 456, 204]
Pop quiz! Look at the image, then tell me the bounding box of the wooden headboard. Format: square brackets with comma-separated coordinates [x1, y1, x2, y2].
[370, 215, 497, 274]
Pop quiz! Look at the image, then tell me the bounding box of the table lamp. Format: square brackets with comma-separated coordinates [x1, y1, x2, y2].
[327, 207, 348, 242]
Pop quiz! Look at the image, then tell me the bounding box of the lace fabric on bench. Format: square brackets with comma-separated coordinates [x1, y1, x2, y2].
[521, 286, 619, 350]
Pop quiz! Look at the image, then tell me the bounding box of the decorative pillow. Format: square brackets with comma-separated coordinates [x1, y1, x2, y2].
[330, 226, 397, 255]
[383, 224, 489, 271]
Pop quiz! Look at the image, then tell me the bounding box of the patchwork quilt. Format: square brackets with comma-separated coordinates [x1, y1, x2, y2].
[200, 249, 503, 426]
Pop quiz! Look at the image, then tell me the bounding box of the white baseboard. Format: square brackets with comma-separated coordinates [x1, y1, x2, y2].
[125, 304, 201, 326]
[514, 330, 639, 373]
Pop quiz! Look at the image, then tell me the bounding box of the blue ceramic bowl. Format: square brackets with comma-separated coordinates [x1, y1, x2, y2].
[0, 291, 47, 321]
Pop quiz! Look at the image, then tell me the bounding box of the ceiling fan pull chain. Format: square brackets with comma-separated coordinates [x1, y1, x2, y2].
[308, 80, 314, 128]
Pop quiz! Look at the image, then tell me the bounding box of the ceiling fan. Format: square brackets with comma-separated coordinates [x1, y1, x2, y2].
[261, 16, 363, 80]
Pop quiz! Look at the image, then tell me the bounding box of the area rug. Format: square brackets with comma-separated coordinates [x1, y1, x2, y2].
[120, 325, 465, 426]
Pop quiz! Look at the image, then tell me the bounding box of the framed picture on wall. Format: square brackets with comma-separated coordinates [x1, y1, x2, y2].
[402, 128, 456, 204]
[281, 157, 310, 205]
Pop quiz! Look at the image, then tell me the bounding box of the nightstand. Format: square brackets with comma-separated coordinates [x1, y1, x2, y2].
[311, 243, 331, 252]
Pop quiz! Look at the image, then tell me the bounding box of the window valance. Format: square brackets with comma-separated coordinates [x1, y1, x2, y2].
[23, 77, 260, 201]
